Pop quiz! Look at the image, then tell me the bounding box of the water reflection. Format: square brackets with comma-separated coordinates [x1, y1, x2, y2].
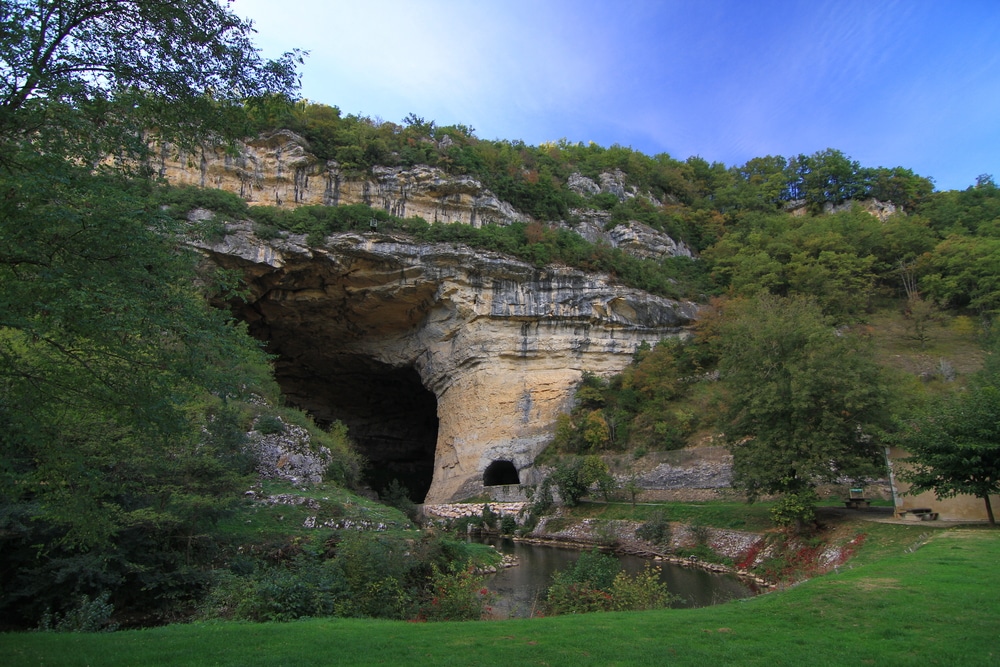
[476, 536, 757, 619]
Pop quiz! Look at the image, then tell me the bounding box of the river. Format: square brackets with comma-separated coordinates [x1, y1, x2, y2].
[476, 536, 758, 619]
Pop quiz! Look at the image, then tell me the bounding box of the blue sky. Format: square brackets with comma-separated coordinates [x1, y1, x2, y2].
[234, 0, 1000, 192]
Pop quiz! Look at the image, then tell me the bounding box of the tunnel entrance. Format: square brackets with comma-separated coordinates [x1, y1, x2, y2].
[271, 354, 439, 503]
[483, 460, 520, 486]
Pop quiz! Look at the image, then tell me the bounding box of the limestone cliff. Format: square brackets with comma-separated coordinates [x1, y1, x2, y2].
[198, 224, 697, 503]
[157, 130, 526, 227]
[156, 131, 694, 262]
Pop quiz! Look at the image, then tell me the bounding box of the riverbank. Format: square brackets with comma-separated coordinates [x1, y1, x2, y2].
[427, 500, 896, 588]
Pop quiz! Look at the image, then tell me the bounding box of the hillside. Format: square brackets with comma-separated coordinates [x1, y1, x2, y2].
[4, 2, 999, 633]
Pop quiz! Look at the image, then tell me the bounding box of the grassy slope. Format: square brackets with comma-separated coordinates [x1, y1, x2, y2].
[213, 480, 414, 543]
[6, 527, 997, 666]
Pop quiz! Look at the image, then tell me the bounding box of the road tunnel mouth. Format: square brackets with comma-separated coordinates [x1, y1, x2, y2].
[272, 354, 438, 503]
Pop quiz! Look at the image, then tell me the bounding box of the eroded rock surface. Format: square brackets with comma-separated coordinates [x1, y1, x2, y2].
[157, 130, 526, 227]
[244, 418, 331, 485]
[198, 224, 697, 502]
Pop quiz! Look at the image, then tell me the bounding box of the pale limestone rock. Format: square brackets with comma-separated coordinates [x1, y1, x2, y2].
[198, 225, 698, 503]
[155, 131, 526, 227]
[567, 172, 601, 195]
[244, 419, 331, 485]
[563, 212, 693, 260]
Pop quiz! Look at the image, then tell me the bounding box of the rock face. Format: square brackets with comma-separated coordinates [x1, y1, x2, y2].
[156, 132, 697, 262]
[244, 418, 331, 485]
[634, 447, 733, 491]
[786, 198, 900, 221]
[567, 212, 693, 260]
[198, 224, 697, 503]
[156, 130, 526, 227]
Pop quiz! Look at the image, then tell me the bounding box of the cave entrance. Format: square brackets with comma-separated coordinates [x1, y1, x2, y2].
[483, 460, 520, 486]
[272, 355, 439, 504]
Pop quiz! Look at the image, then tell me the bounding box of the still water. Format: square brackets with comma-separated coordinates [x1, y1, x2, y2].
[476, 536, 758, 619]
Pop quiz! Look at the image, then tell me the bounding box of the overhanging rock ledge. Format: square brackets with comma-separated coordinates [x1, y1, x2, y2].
[199, 223, 698, 502]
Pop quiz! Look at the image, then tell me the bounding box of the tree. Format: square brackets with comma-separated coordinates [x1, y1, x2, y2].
[893, 378, 1000, 525]
[717, 294, 892, 516]
[0, 0, 303, 162]
[0, 0, 302, 627]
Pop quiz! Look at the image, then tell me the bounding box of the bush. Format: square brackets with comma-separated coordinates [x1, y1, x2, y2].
[417, 565, 492, 621]
[317, 420, 363, 489]
[545, 578, 614, 614]
[551, 459, 588, 506]
[545, 550, 675, 615]
[254, 414, 285, 435]
[153, 184, 250, 221]
[37, 593, 117, 633]
[200, 557, 348, 622]
[635, 511, 672, 547]
[769, 489, 819, 530]
[545, 550, 620, 615]
[381, 479, 418, 522]
[610, 564, 676, 611]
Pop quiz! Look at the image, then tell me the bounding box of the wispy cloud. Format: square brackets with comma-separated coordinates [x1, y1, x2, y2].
[234, 0, 1000, 190]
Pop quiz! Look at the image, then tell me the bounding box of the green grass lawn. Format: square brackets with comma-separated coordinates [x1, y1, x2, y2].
[563, 499, 779, 531]
[212, 480, 414, 542]
[6, 527, 997, 666]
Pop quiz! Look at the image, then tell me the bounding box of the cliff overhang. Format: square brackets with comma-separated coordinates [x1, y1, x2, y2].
[199, 224, 698, 502]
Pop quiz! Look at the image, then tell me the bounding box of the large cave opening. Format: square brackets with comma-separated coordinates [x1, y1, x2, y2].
[270, 354, 439, 504]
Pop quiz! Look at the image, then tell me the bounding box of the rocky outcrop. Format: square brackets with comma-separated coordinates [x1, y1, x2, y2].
[156, 130, 526, 227]
[786, 198, 900, 221]
[244, 418, 331, 485]
[157, 132, 697, 262]
[633, 447, 733, 490]
[567, 211, 693, 260]
[197, 223, 698, 503]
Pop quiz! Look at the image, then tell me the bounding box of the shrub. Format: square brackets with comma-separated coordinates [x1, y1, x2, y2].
[200, 557, 348, 622]
[449, 513, 483, 535]
[551, 459, 588, 506]
[153, 184, 250, 221]
[545, 550, 675, 615]
[37, 592, 117, 633]
[769, 489, 819, 530]
[545, 578, 614, 614]
[635, 511, 672, 547]
[610, 564, 676, 611]
[545, 549, 620, 615]
[481, 503, 498, 530]
[417, 565, 492, 621]
[254, 414, 285, 435]
[582, 455, 616, 500]
[381, 479, 418, 522]
[317, 420, 363, 488]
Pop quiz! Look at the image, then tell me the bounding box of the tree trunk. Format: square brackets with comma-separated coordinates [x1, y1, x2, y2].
[984, 494, 996, 526]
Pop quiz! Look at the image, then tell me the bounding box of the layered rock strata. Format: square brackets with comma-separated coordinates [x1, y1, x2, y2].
[157, 130, 525, 227]
[199, 224, 697, 502]
[156, 132, 695, 262]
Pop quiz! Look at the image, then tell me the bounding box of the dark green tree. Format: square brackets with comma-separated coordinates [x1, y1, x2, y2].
[0, 0, 301, 627]
[0, 0, 303, 162]
[717, 294, 892, 521]
[893, 372, 1000, 525]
